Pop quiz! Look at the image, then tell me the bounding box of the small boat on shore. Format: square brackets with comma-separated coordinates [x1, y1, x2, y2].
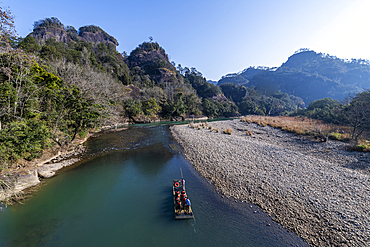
[173, 179, 194, 219]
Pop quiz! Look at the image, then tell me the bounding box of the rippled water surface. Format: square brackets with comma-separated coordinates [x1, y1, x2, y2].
[0, 125, 308, 247]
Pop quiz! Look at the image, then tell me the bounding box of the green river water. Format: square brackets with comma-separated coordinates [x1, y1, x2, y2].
[0, 124, 308, 246]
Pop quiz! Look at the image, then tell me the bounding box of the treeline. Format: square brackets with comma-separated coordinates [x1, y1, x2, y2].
[0, 14, 309, 168]
[0, 47, 122, 166]
[291, 92, 370, 140]
[0, 14, 124, 168]
[2, 12, 367, 168]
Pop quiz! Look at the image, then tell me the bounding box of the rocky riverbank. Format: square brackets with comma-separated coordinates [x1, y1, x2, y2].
[0, 142, 86, 202]
[0, 121, 132, 203]
[171, 119, 370, 247]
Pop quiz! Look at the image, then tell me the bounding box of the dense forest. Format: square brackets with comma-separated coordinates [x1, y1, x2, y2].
[1, 8, 369, 169]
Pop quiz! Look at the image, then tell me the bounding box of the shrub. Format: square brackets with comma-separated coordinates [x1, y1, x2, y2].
[246, 130, 253, 136]
[223, 127, 233, 135]
[215, 128, 219, 133]
[355, 140, 370, 152]
[328, 132, 350, 141]
[0, 119, 51, 167]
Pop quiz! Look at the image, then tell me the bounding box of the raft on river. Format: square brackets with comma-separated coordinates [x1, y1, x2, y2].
[173, 179, 194, 220]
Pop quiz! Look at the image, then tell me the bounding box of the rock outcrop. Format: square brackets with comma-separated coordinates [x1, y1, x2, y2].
[29, 25, 118, 47]
[127, 46, 178, 84]
[0, 143, 86, 202]
[79, 30, 118, 47]
[0, 170, 40, 201]
[30, 27, 71, 45]
[37, 158, 79, 178]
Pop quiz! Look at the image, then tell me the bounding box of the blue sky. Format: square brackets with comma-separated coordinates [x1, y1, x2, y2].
[3, 0, 369, 80]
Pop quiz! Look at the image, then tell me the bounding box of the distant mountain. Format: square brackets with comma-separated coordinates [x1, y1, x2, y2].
[207, 80, 218, 85]
[218, 50, 370, 104]
[218, 66, 276, 86]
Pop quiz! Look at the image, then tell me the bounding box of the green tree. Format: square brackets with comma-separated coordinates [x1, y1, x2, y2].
[342, 90, 370, 140]
[124, 98, 143, 117]
[304, 97, 340, 123]
[220, 83, 247, 102]
[142, 98, 161, 117]
[18, 36, 41, 53]
[202, 98, 219, 117]
[33, 17, 64, 30]
[0, 119, 50, 168]
[184, 93, 202, 115]
[238, 100, 258, 115]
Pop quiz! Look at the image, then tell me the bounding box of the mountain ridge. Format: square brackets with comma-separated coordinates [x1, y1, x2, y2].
[218, 50, 370, 104]
[28, 17, 118, 47]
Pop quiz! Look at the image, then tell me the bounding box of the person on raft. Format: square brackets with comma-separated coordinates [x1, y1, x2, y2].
[176, 201, 182, 214]
[185, 198, 191, 213]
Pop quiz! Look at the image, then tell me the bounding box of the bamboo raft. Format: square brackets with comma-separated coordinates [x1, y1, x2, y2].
[173, 179, 194, 220]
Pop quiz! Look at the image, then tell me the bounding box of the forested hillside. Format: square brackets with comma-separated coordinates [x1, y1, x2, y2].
[1, 9, 369, 169]
[218, 49, 370, 104]
[0, 14, 241, 168]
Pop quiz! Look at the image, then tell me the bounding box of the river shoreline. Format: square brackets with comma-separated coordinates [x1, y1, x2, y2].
[0, 125, 130, 202]
[0, 115, 211, 202]
[170, 119, 370, 247]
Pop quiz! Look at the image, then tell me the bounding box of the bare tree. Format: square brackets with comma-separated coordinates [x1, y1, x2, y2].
[47, 59, 124, 143]
[342, 90, 370, 140]
[0, 48, 39, 123]
[0, 5, 17, 47]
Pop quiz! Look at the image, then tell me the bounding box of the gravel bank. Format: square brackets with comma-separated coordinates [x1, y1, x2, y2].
[171, 119, 370, 247]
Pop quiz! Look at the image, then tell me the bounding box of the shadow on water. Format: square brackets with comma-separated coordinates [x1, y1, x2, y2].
[0, 124, 308, 247]
[159, 188, 177, 223]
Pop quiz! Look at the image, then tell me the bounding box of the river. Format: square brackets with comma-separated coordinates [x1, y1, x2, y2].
[0, 124, 308, 246]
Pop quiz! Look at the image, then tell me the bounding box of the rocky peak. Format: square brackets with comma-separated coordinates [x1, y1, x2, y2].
[28, 18, 118, 47]
[79, 30, 118, 47]
[78, 25, 118, 47]
[30, 26, 70, 45]
[127, 42, 177, 83]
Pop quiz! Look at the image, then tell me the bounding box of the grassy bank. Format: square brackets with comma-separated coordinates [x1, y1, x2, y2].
[240, 115, 370, 151]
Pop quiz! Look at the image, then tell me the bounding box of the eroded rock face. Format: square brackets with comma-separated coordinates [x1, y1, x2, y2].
[29, 27, 118, 47]
[0, 170, 40, 201]
[79, 31, 117, 47]
[30, 27, 71, 45]
[0, 144, 85, 201]
[127, 49, 178, 84]
[14, 170, 40, 193]
[154, 68, 177, 84]
[129, 50, 169, 68]
[37, 158, 79, 178]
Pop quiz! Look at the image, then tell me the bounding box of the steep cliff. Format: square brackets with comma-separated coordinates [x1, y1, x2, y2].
[78, 25, 118, 47]
[29, 26, 71, 45]
[127, 42, 178, 84]
[29, 18, 118, 47]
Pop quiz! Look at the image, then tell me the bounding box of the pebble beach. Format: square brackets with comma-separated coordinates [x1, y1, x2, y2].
[171, 119, 370, 247]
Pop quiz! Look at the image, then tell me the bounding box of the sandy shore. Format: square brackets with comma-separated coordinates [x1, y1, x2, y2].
[171, 119, 370, 247]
